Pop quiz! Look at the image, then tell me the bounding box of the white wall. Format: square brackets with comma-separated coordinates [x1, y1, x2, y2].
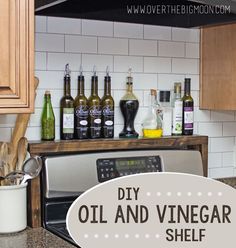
[0, 16, 235, 178]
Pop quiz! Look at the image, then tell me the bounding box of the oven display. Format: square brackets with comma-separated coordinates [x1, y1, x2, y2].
[97, 156, 162, 183]
[116, 159, 146, 170]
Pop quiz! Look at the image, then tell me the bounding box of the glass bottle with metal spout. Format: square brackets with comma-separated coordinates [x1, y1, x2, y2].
[88, 66, 102, 139]
[101, 67, 114, 138]
[41, 91, 55, 141]
[74, 66, 89, 139]
[60, 63, 75, 140]
[119, 68, 139, 138]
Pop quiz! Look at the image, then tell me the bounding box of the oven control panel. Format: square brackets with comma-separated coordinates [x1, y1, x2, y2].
[97, 156, 162, 183]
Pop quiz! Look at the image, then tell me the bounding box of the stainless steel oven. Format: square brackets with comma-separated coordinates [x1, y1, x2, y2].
[41, 150, 203, 246]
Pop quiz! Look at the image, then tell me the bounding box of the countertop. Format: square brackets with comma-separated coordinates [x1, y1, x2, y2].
[0, 227, 75, 248]
[216, 177, 236, 189]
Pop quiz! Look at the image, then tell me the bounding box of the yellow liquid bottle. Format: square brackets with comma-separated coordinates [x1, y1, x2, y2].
[142, 89, 163, 138]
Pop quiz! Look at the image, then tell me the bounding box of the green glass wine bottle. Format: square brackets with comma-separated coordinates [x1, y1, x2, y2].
[60, 64, 75, 140]
[41, 91, 55, 141]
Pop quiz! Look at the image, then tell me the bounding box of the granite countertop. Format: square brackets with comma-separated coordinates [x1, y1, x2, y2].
[216, 177, 236, 189]
[0, 227, 75, 248]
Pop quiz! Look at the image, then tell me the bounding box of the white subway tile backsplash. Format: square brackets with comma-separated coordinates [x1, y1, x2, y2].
[35, 52, 47, 70]
[114, 22, 143, 39]
[35, 16, 47, 33]
[35, 33, 64, 52]
[172, 28, 200, 42]
[129, 39, 157, 56]
[47, 53, 81, 71]
[98, 37, 128, 55]
[114, 56, 143, 72]
[198, 123, 222, 137]
[158, 41, 185, 58]
[222, 152, 234, 167]
[0, 17, 234, 177]
[157, 74, 185, 90]
[186, 43, 200, 58]
[210, 137, 234, 152]
[82, 20, 113, 37]
[48, 17, 81, 34]
[194, 108, 211, 122]
[209, 167, 234, 179]
[35, 71, 66, 90]
[65, 35, 97, 53]
[172, 58, 199, 74]
[82, 54, 113, 72]
[144, 57, 171, 73]
[0, 128, 12, 142]
[211, 111, 235, 122]
[223, 122, 236, 136]
[208, 153, 222, 168]
[144, 25, 171, 40]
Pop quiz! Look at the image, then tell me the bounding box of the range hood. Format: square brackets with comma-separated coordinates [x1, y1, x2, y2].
[35, 0, 236, 28]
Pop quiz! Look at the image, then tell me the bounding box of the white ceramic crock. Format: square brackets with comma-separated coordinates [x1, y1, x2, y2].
[0, 183, 27, 233]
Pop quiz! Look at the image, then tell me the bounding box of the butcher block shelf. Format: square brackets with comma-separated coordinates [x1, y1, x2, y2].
[28, 135, 208, 228]
[29, 135, 208, 155]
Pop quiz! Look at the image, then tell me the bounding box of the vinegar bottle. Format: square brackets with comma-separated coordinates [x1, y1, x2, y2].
[182, 78, 194, 135]
[119, 68, 139, 138]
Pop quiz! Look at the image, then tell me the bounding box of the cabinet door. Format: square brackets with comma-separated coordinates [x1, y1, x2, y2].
[0, 0, 34, 113]
[200, 24, 236, 110]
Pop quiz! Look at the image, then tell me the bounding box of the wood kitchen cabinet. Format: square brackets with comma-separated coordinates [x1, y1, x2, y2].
[0, 0, 34, 113]
[200, 23, 236, 110]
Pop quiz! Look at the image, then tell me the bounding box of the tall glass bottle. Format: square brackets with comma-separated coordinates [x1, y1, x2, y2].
[142, 89, 162, 138]
[41, 91, 55, 141]
[119, 69, 139, 138]
[74, 66, 89, 139]
[172, 83, 183, 135]
[101, 67, 114, 138]
[88, 67, 102, 139]
[182, 78, 194, 135]
[60, 64, 74, 140]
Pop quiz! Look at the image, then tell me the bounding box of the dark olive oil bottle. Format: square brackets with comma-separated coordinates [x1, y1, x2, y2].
[74, 67, 89, 139]
[60, 64, 75, 140]
[88, 68, 102, 139]
[182, 78, 194, 135]
[41, 91, 55, 141]
[101, 67, 114, 138]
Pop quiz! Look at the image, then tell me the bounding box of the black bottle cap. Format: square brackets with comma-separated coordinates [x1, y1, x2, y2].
[159, 91, 171, 102]
[184, 78, 191, 93]
[105, 66, 111, 82]
[78, 65, 84, 81]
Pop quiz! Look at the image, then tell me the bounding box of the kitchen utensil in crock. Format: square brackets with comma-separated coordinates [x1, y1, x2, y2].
[21, 157, 42, 184]
[16, 137, 28, 171]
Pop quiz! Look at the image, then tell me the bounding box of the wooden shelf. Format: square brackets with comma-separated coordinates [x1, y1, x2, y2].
[28, 135, 208, 229]
[29, 135, 208, 155]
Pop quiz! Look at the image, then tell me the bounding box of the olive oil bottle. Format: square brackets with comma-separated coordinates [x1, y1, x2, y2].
[88, 67, 102, 139]
[41, 91, 55, 141]
[60, 64, 74, 140]
[182, 78, 194, 135]
[101, 67, 114, 138]
[74, 67, 89, 139]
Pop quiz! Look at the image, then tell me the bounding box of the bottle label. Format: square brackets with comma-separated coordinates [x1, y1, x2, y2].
[184, 106, 194, 130]
[75, 105, 89, 139]
[172, 101, 183, 134]
[102, 106, 114, 138]
[90, 106, 102, 138]
[63, 108, 74, 134]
